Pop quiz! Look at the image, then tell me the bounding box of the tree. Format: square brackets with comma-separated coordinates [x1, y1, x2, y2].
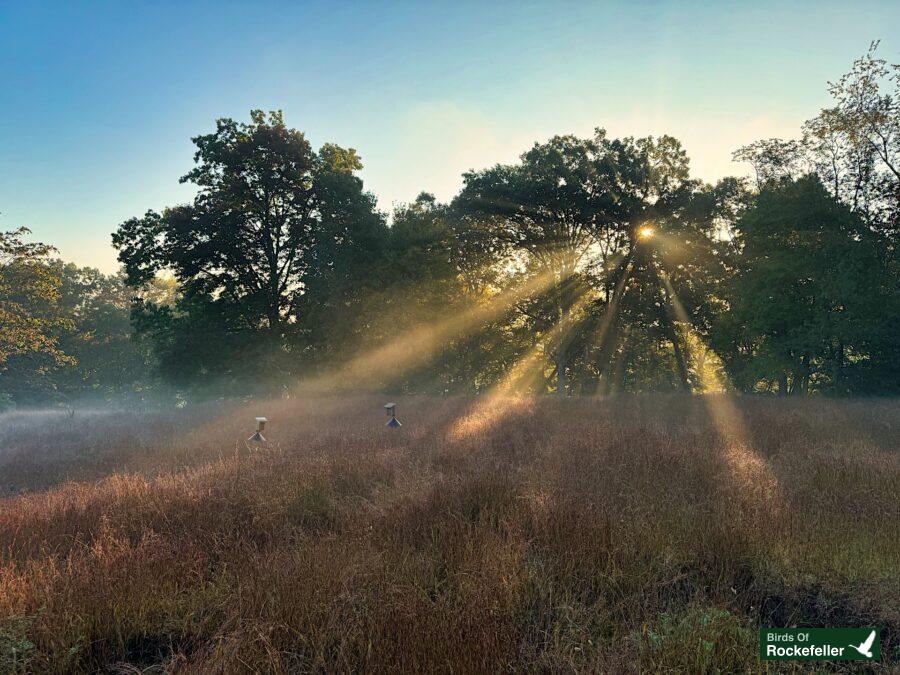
[711, 175, 889, 394]
[52, 265, 161, 402]
[377, 195, 492, 392]
[296, 149, 390, 369]
[732, 139, 807, 187]
[455, 131, 728, 395]
[827, 41, 900, 230]
[0, 228, 72, 406]
[734, 42, 899, 232]
[455, 131, 630, 396]
[729, 45, 900, 395]
[113, 111, 385, 393]
[300, 192, 502, 393]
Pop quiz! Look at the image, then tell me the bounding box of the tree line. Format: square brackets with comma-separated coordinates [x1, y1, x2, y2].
[1, 45, 898, 407]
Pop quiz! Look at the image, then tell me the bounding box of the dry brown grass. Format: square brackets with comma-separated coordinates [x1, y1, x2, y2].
[0, 395, 898, 673]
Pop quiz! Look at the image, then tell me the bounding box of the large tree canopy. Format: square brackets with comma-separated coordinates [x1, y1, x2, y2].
[454, 131, 735, 395]
[712, 175, 897, 395]
[112, 110, 386, 393]
[114, 111, 380, 333]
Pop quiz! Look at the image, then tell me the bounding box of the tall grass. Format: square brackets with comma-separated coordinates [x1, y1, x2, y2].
[0, 395, 898, 672]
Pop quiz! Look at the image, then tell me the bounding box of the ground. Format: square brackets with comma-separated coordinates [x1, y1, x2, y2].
[0, 395, 898, 672]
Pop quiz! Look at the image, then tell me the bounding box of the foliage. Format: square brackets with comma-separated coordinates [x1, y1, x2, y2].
[0, 229, 69, 367]
[711, 176, 894, 394]
[734, 41, 900, 232]
[52, 265, 162, 402]
[0, 229, 72, 406]
[3, 46, 899, 401]
[454, 132, 738, 395]
[727, 43, 900, 394]
[0, 251, 162, 407]
[112, 110, 387, 394]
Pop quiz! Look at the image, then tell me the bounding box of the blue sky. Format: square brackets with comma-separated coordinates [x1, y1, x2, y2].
[1, 1, 898, 271]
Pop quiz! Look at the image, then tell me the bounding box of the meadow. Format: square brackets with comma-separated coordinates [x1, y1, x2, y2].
[0, 395, 897, 673]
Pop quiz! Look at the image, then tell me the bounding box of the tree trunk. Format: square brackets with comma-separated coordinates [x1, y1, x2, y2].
[657, 274, 690, 393]
[556, 345, 567, 398]
[832, 341, 844, 393]
[778, 372, 789, 396]
[555, 284, 569, 398]
[266, 307, 281, 333]
[660, 310, 690, 392]
[670, 333, 691, 392]
[797, 355, 810, 395]
[596, 328, 617, 397]
[580, 343, 598, 395]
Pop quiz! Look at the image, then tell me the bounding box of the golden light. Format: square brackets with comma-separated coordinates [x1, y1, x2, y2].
[658, 272, 784, 513]
[638, 225, 655, 240]
[297, 265, 578, 393]
[448, 288, 597, 440]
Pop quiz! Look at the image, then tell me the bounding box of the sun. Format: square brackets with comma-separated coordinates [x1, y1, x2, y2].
[638, 225, 655, 240]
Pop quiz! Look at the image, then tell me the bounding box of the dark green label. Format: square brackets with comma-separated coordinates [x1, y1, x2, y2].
[760, 628, 880, 660]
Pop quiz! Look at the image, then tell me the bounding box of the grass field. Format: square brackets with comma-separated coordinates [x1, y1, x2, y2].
[0, 395, 898, 672]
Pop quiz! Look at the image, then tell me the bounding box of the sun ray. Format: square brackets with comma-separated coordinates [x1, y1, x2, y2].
[659, 273, 784, 511]
[297, 264, 579, 393]
[638, 227, 714, 265]
[448, 279, 614, 439]
[581, 258, 633, 397]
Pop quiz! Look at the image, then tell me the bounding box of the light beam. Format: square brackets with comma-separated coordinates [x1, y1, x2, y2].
[448, 278, 618, 439]
[659, 273, 784, 512]
[298, 265, 578, 393]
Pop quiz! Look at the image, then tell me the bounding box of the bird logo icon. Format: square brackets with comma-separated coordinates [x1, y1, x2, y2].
[849, 630, 876, 658]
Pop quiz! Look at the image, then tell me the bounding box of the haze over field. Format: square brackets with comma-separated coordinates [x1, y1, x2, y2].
[1, 397, 898, 671]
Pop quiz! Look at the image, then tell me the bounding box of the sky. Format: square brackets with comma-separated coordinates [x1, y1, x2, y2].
[1, 1, 898, 272]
